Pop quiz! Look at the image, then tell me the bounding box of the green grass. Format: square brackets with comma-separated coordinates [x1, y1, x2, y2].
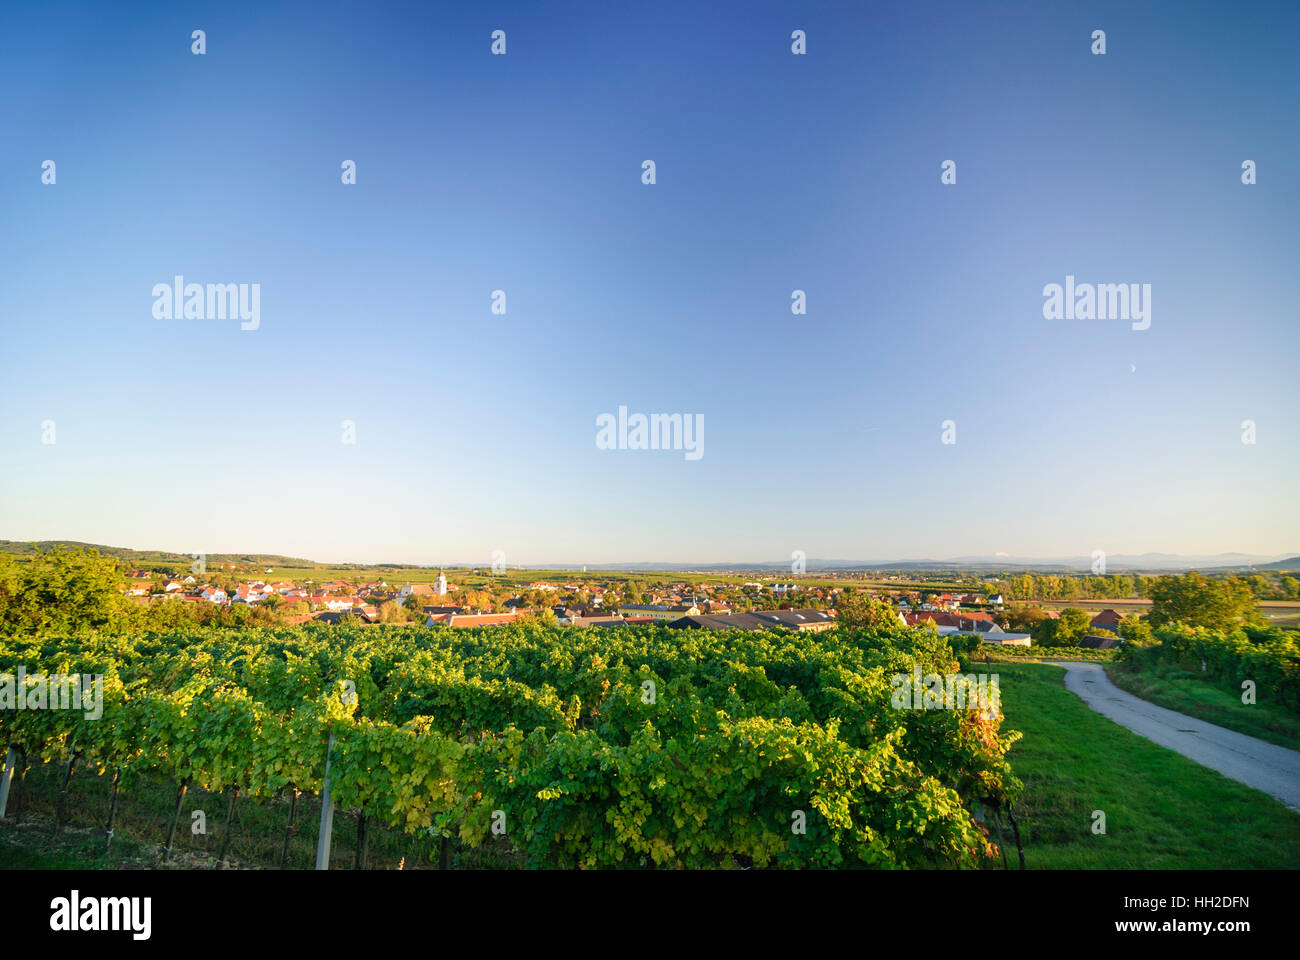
[1105, 658, 1300, 752]
[0, 841, 93, 869]
[0, 762, 518, 871]
[998, 661, 1300, 869]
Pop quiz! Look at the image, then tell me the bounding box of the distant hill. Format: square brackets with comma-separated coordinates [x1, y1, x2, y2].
[1253, 556, 1300, 571]
[537, 553, 1300, 573]
[0, 540, 315, 568]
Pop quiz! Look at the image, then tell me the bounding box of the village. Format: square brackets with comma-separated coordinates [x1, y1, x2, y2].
[114, 566, 1135, 647]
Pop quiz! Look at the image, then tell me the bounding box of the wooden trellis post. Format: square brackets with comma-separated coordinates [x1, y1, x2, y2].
[315, 732, 336, 870]
[0, 746, 17, 818]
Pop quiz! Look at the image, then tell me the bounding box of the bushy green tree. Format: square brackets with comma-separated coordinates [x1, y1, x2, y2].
[1035, 608, 1090, 647]
[0, 547, 134, 635]
[1006, 604, 1048, 634]
[1148, 572, 1258, 631]
[1118, 614, 1154, 645]
[834, 591, 901, 631]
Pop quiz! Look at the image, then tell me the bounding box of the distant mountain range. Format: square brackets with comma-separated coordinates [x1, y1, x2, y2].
[3, 541, 1295, 574]
[522, 553, 1300, 573]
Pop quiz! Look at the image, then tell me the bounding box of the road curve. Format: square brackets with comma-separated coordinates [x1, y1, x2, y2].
[1045, 661, 1300, 813]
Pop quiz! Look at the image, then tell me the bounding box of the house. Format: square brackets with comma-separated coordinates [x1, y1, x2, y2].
[1077, 634, 1122, 649]
[934, 626, 1032, 647]
[424, 611, 521, 628]
[397, 582, 436, 604]
[617, 603, 700, 621]
[668, 609, 835, 634]
[232, 583, 274, 604]
[754, 609, 836, 632]
[163, 580, 184, 593]
[568, 615, 628, 628]
[1089, 609, 1123, 633]
[447, 612, 521, 628]
[905, 611, 1000, 633]
[315, 609, 374, 625]
[976, 631, 1031, 647]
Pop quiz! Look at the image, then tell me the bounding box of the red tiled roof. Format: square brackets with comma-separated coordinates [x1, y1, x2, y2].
[448, 613, 519, 627]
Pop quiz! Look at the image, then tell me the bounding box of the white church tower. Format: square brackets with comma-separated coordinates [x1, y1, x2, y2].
[435, 569, 448, 596]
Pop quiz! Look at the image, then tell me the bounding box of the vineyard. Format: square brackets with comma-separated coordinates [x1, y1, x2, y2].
[1118, 623, 1300, 711]
[0, 621, 1022, 868]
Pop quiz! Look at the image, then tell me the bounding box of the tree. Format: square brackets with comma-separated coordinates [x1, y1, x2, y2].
[1117, 614, 1153, 645]
[280, 600, 309, 619]
[1246, 575, 1275, 599]
[518, 607, 558, 627]
[1035, 608, 1090, 647]
[1006, 604, 1048, 634]
[380, 601, 412, 624]
[835, 592, 901, 631]
[0, 547, 135, 635]
[1147, 573, 1258, 631]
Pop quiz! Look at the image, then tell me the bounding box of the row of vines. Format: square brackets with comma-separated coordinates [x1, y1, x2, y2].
[0, 621, 1022, 868]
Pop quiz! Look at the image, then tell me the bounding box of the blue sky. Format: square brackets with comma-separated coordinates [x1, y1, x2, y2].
[1, 1, 1296, 564]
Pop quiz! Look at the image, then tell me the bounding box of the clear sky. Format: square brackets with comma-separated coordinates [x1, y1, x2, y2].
[1, 1, 1296, 565]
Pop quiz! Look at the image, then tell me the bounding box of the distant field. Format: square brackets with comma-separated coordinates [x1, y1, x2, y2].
[250, 565, 977, 592]
[1038, 599, 1154, 610]
[1037, 598, 1300, 622]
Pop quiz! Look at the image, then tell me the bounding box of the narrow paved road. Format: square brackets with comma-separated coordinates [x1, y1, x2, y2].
[1046, 661, 1300, 812]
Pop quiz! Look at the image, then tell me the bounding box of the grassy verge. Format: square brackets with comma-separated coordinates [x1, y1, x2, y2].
[997, 661, 1300, 868]
[1104, 657, 1300, 752]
